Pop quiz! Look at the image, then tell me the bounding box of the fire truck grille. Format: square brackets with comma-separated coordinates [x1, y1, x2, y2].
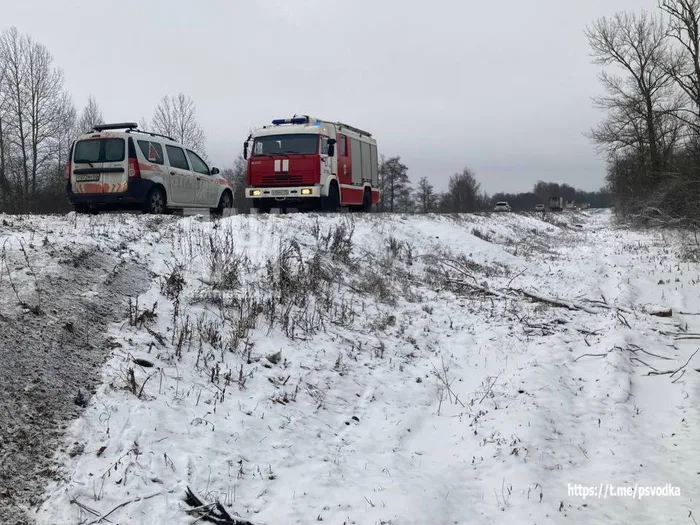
[261, 174, 305, 186]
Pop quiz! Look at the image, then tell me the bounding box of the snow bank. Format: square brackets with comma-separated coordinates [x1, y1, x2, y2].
[1, 209, 694, 525]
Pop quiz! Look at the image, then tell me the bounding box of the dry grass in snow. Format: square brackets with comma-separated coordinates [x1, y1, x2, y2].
[0, 209, 697, 525]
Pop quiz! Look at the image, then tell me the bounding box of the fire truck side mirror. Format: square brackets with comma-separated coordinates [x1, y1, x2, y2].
[327, 138, 336, 157]
[243, 141, 248, 160]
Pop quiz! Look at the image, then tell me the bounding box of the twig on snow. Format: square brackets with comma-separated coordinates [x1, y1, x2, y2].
[646, 348, 699, 379]
[507, 268, 527, 289]
[616, 311, 631, 328]
[574, 352, 610, 362]
[478, 372, 502, 404]
[85, 492, 161, 524]
[629, 357, 659, 371]
[69, 499, 112, 522]
[514, 288, 600, 314]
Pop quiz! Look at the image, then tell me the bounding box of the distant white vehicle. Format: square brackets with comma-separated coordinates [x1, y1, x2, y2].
[535, 204, 545, 211]
[493, 201, 511, 212]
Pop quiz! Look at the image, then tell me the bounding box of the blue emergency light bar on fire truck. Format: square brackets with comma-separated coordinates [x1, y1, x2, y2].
[271, 116, 314, 125]
[269, 115, 372, 137]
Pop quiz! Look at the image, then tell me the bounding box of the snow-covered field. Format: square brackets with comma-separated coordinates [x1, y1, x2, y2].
[1, 209, 698, 524]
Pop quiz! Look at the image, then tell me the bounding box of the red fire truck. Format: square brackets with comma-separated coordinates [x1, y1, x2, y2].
[244, 115, 380, 212]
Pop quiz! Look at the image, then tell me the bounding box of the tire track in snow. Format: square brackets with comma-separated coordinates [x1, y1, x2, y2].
[0, 238, 151, 525]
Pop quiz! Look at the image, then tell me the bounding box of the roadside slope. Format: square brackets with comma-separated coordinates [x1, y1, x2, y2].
[0, 214, 153, 525]
[2, 209, 696, 525]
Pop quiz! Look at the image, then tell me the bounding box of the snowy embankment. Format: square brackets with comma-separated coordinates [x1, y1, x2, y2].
[1, 209, 697, 524]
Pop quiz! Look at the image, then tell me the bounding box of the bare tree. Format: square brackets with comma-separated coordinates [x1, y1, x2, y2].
[446, 168, 482, 212]
[660, 0, 700, 131]
[378, 156, 409, 212]
[0, 51, 11, 209]
[0, 27, 74, 210]
[0, 27, 30, 200]
[415, 176, 437, 213]
[151, 93, 206, 153]
[77, 95, 103, 133]
[54, 92, 76, 181]
[26, 38, 68, 196]
[585, 12, 677, 170]
[396, 184, 414, 213]
[0, 27, 72, 209]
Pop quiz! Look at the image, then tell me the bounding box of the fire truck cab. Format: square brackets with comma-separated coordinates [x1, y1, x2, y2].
[244, 115, 380, 212]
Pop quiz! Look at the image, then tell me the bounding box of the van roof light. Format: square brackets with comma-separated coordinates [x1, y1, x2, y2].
[92, 122, 138, 132]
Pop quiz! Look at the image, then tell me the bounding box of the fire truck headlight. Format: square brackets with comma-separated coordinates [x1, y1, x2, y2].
[250, 189, 262, 197]
[300, 188, 312, 195]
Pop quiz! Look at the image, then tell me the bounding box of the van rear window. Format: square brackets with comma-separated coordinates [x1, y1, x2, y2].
[74, 138, 125, 163]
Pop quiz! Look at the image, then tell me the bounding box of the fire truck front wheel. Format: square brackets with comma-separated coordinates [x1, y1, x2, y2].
[321, 183, 340, 212]
[253, 199, 272, 214]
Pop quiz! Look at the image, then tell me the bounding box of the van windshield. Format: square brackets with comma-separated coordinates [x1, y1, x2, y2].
[252, 134, 318, 156]
[74, 138, 125, 163]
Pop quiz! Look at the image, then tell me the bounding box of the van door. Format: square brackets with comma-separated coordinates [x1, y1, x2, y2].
[165, 145, 196, 205]
[72, 137, 127, 194]
[186, 149, 217, 206]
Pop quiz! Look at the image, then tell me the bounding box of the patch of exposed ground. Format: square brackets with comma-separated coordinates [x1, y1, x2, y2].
[0, 242, 151, 525]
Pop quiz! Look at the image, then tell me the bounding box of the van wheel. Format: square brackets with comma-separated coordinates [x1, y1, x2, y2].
[321, 183, 340, 212]
[214, 191, 233, 216]
[144, 187, 166, 215]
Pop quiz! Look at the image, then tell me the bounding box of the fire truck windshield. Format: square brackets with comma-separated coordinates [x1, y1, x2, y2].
[252, 134, 319, 156]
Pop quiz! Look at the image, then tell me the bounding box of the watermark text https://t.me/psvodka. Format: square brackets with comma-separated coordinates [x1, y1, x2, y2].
[568, 483, 681, 500]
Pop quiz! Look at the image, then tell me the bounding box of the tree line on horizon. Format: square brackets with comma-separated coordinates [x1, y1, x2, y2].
[0, 25, 611, 215]
[221, 155, 612, 215]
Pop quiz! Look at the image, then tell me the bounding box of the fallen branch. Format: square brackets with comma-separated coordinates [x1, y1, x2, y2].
[69, 499, 112, 523]
[444, 278, 505, 298]
[646, 348, 699, 379]
[85, 492, 161, 525]
[672, 370, 686, 383]
[514, 288, 600, 314]
[625, 344, 672, 361]
[574, 352, 610, 362]
[584, 299, 633, 314]
[184, 486, 254, 525]
[629, 357, 658, 371]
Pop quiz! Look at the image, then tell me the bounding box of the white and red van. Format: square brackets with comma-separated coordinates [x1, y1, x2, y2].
[66, 123, 233, 215]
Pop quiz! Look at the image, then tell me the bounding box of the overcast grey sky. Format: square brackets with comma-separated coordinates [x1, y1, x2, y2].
[5, 0, 654, 194]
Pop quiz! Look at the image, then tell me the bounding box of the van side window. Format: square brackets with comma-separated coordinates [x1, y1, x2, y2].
[186, 150, 210, 175]
[137, 140, 164, 165]
[339, 135, 347, 156]
[166, 145, 190, 170]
